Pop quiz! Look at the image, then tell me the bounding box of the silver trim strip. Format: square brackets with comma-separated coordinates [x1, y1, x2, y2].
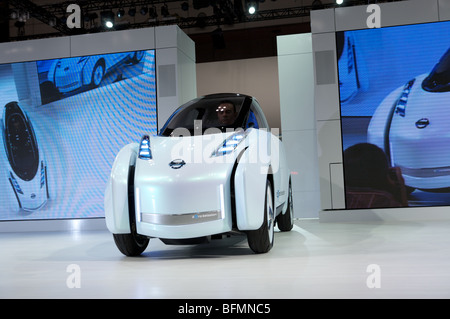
[398, 165, 450, 178]
[141, 210, 222, 226]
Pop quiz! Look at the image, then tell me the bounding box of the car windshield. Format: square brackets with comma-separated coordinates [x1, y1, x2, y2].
[6, 113, 39, 181]
[422, 48, 450, 92]
[160, 95, 249, 136]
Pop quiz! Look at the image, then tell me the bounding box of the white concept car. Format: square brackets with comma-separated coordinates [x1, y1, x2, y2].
[2, 102, 49, 211]
[368, 48, 450, 191]
[48, 51, 145, 93]
[105, 93, 293, 256]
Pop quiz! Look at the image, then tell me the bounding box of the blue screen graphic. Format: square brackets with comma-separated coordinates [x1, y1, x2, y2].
[337, 21, 450, 208]
[0, 50, 157, 220]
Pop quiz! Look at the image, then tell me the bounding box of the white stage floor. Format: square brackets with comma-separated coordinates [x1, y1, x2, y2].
[1, 219, 450, 299]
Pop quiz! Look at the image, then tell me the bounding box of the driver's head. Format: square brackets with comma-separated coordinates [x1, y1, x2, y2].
[216, 101, 237, 126]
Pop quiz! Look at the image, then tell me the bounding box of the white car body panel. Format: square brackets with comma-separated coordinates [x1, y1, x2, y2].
[105, 93, 292, 253]
[104, 142, 138, 234]
[12, 163, 47, 211]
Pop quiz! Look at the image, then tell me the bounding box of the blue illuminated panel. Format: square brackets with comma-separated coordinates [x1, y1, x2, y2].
[0, 50, 156, 220]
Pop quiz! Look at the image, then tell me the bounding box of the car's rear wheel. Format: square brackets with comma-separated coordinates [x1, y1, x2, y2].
[113, 233, 149, 257]
[247, 179, 274, 254]
[130, 51, 145, 64]
[90, 61, 105, 88]
[276, 178, 294, 232]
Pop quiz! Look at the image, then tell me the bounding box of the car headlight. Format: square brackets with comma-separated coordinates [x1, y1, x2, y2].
[211, 130, 247, 157]
[40, 161, 45, 189]
[10, 172, 23, 195]
[138, 135, 152, 160]
[395, 79, 415, 117]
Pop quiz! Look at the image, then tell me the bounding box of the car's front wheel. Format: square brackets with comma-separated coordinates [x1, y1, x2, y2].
[90, 61, 105, 88]
[276, 178, 294, 232]
[113, 233, 149, 257]
[247, 179, 274, 254]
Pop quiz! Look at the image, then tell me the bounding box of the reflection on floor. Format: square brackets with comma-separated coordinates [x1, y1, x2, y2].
[1, 219, 450, 299]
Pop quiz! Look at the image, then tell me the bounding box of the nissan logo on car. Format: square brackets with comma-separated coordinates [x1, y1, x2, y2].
[169, 159, 186, 169]
[415, 118, 430, 129]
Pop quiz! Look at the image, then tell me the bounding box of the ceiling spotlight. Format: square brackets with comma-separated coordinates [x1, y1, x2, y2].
[246, 1, 258, 15]
[161, 4, 169, 17]
[181, 2, 189, 11]
[101, 11, 115, 28]
[149, 6, 158, 19]
[140, 6, 148, 15]
[49, 17, 57, 27]
[128, 7, 136, 17]
[196, 12, 207, 28]
[117, 8, 125, 18]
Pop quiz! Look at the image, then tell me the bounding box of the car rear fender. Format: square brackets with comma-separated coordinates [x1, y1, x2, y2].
[233, 147, 271, 231]
[105, 142, 138, 234]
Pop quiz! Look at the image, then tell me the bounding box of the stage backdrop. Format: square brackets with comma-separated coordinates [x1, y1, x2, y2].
[0, 49, 157, 221]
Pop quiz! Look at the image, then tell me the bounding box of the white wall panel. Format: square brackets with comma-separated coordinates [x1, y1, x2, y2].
[278, 33, 321, 218]
[276, 32, 313, 55]
[0, 37, 71, 64]
[330, 163, 345, 210]
[156, 47, 179, 131]
[311, 33, 340, 122]
[70, 28, 156, 57]
[278, 52, 315, 131]
[310, 8, 335, 34]
[439, 0, 450, 21]
[316, 119, 343, 210]
[378, 0, 438, 27]
[155, 26, 196, 60]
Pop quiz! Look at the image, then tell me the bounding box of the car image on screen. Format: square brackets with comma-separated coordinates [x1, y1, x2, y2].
[47, 51, 145, 94]
[105, 93, 294, 256]
[2, 101, 49, 211]
[368, 48, 450, 192]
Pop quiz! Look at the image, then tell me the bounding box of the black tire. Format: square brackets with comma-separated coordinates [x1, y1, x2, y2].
[112, 165, 149, 256]
[90, 60, 105, 88]
[130, 51, 145, 64]
[247, 179, 275, 254]
[276, 178, 294, 232]
[39, 81, 62, 104]
[113, 233, 149, 257]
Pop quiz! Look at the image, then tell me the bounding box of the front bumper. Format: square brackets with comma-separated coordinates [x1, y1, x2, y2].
[134, 160, 234, 239]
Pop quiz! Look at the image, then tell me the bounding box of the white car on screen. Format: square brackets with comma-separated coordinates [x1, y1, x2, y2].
[368, 48, 450, 191]
[105, 93, 294, 256]
[2, 101, 49, 211]
[48, 51, 145, 93]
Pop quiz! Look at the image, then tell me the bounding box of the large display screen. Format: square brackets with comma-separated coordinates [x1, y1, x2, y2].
[337, 21, 450, 209]
[0, 49, 157, 221]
